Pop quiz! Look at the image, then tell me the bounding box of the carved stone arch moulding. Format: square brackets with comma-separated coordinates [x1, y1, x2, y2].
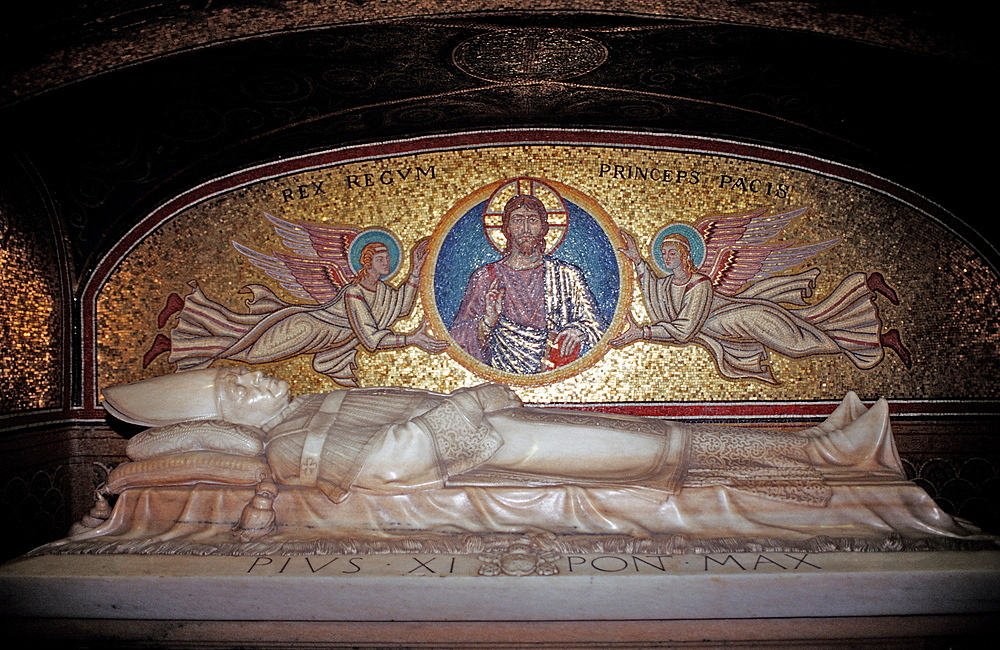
[84, 129, 1000, 424]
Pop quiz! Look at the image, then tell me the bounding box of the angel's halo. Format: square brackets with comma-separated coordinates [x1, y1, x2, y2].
[347, 228, 403, 279]
[650, 223, 706, 274]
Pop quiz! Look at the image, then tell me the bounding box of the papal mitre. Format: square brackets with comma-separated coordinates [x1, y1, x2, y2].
[102, 369, 222, 427]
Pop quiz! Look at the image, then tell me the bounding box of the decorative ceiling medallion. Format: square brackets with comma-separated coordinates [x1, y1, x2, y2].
[453, 29, 607, 82]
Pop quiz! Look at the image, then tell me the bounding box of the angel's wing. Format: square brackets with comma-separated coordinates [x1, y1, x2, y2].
[232, 213, 359, 304]
[695, 207, 838, 296]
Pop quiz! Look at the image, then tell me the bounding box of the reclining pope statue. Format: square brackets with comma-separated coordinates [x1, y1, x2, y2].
[102, 367, 904, 514]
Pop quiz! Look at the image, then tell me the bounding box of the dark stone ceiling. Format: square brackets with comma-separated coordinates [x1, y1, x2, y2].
[1, 2, 994, 287]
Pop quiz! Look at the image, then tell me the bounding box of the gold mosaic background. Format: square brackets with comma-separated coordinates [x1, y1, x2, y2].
[98, 145, 1000, 404]
[0, 208, 63, 412]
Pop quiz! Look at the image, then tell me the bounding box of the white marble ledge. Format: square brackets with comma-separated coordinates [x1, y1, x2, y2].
[2, 550, 998, 622]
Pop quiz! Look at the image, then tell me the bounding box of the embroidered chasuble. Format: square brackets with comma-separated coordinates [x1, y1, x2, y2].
[265, 389, 504, 503]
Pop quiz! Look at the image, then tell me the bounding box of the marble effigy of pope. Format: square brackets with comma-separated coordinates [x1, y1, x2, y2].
[102, 366, 906, 510]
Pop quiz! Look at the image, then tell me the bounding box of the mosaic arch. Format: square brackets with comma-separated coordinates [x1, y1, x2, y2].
[88, 130, 1000, 412]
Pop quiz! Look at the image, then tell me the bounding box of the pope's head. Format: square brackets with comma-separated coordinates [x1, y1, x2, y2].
[102, 367, 291, 428]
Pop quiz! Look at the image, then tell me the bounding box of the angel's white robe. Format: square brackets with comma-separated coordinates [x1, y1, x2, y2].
[637, 263, 883, 383]
[167, 279, 418, 387]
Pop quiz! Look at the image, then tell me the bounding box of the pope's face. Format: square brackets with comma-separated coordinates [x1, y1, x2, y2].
[216, 367, 290, 427]
[506, 207, 545, 254]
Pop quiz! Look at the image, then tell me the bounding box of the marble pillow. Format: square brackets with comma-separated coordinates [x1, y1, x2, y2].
[126, 420, 265, 460]
[106, 451, 270, 493]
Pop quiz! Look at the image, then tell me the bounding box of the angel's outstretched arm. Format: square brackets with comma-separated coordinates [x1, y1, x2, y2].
[617, 230, 642, 264]
[609, 311, 647, 348]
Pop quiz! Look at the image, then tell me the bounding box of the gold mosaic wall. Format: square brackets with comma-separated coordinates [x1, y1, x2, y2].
[98, 144, 1000, 404]
[0, 205, 63, 412]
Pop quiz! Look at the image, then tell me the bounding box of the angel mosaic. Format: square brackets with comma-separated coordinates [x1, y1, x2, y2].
[142, 214, 446, 387]
[609, 207, 911, 383]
